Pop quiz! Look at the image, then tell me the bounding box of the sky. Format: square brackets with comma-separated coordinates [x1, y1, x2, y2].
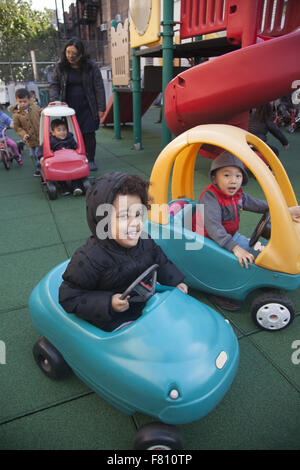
[30, 0, 74, 20]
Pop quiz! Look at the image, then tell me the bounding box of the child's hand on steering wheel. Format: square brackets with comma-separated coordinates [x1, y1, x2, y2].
[176, 282, 188, 294]
[111, 293, 130, 312]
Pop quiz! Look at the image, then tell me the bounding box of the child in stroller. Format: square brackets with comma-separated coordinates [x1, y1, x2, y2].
[40, 102, 91, 200]
[50, 119, 82, 196]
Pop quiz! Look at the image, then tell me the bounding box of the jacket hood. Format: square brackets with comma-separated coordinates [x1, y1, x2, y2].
[86, 172, 129, 240]
[209, 151, 248, 186]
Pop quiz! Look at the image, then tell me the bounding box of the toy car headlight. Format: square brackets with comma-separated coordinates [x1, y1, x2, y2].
[169, 388, 180, 400]
[216, 351, 228, 370]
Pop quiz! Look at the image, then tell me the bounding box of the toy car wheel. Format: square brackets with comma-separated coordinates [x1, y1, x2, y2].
[46, 182, 57, 200]
[251, 292, 295, 331]
[133, 422, 184, 450]
[81, 178, 92, 194]
[33, 336, 72, 379]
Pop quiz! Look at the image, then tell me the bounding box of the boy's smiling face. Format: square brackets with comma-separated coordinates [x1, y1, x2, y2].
[52, 124, 68, 141]
[212, 165, 243, 196]
[111, 194, 144, 248]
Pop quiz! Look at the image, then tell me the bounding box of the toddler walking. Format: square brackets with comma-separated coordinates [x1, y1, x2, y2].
[12, 88, 42, 176]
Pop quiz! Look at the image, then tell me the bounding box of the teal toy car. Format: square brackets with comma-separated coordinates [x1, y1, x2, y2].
[29, 261, 239, 450]
[148, 124, 300, 331]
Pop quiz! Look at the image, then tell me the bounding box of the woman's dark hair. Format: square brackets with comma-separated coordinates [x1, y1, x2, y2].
[60, 37, 90, 70]
[115, 175, 151, 209]
[254, 103, 273, 122]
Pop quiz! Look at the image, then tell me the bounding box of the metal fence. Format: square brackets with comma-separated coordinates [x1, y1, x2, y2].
[0, 38, 106, 84]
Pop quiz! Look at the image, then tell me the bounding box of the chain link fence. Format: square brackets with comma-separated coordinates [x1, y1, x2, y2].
[0, 37, 106, 84]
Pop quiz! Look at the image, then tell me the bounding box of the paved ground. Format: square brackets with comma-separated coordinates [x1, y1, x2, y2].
[0, 107, 299, 450]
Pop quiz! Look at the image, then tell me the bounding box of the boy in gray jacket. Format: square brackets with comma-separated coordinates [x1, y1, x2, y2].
[193, 151, 300, 310]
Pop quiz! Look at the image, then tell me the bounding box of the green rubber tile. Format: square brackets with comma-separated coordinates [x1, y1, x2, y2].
[0, 308, 89, 425]
[248, 315, 300, 390]
[0, 157, 42, 193]
[1, 154, 39, 176]
[122, 153, 158, 165]
[134, 337, 300, 449]
[0, 244, 68, 312]
[99, 155, 125, 166]
[0, 192, 51, 222]
[0, 176, 39, 197]
[53, 208, 90, 243]
[0, 213, 61, 256]
[0, 394, 136, 450]
[130, 163, 156, 176]
[99, 140, 137, 158]
[101, 159, 138, 174]
[0, 164, 36, 182]
[46, 192, 87, 212]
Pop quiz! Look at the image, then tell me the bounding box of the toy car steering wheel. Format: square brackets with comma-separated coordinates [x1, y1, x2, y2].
[249, 210, 270, 247]
[120, 264, 159, 303]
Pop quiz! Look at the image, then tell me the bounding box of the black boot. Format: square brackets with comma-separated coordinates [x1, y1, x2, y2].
[88, 161, 97, 171]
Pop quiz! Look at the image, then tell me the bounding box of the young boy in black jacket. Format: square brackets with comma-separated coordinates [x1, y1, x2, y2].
[50, 119, 77, 151]
[50, 119, 82, 196]
[59, 172, 188, 331]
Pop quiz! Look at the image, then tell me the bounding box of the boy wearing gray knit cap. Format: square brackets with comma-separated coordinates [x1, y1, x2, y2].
[193, 151, 300, 310]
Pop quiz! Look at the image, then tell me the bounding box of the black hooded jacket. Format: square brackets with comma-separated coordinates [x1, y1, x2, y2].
[59, 172, 185, 331]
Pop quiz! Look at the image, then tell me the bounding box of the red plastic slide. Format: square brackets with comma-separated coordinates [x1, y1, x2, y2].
[101, 89, 157, 125]
[164, 30, 300, 136]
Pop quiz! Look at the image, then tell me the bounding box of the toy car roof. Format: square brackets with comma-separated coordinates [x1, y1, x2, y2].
[43, 101, 75, 117]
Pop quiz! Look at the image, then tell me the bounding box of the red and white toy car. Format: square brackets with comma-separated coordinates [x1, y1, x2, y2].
[39, 101, 91, 200]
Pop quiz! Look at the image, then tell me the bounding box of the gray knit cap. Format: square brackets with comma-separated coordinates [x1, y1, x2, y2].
[209, 151, 248, 186]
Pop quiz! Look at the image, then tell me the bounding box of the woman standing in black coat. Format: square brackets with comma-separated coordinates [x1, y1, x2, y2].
[49, 38, 106, 171]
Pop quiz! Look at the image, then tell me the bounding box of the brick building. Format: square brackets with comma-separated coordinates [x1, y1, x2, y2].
[64, 0, 129, 66]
